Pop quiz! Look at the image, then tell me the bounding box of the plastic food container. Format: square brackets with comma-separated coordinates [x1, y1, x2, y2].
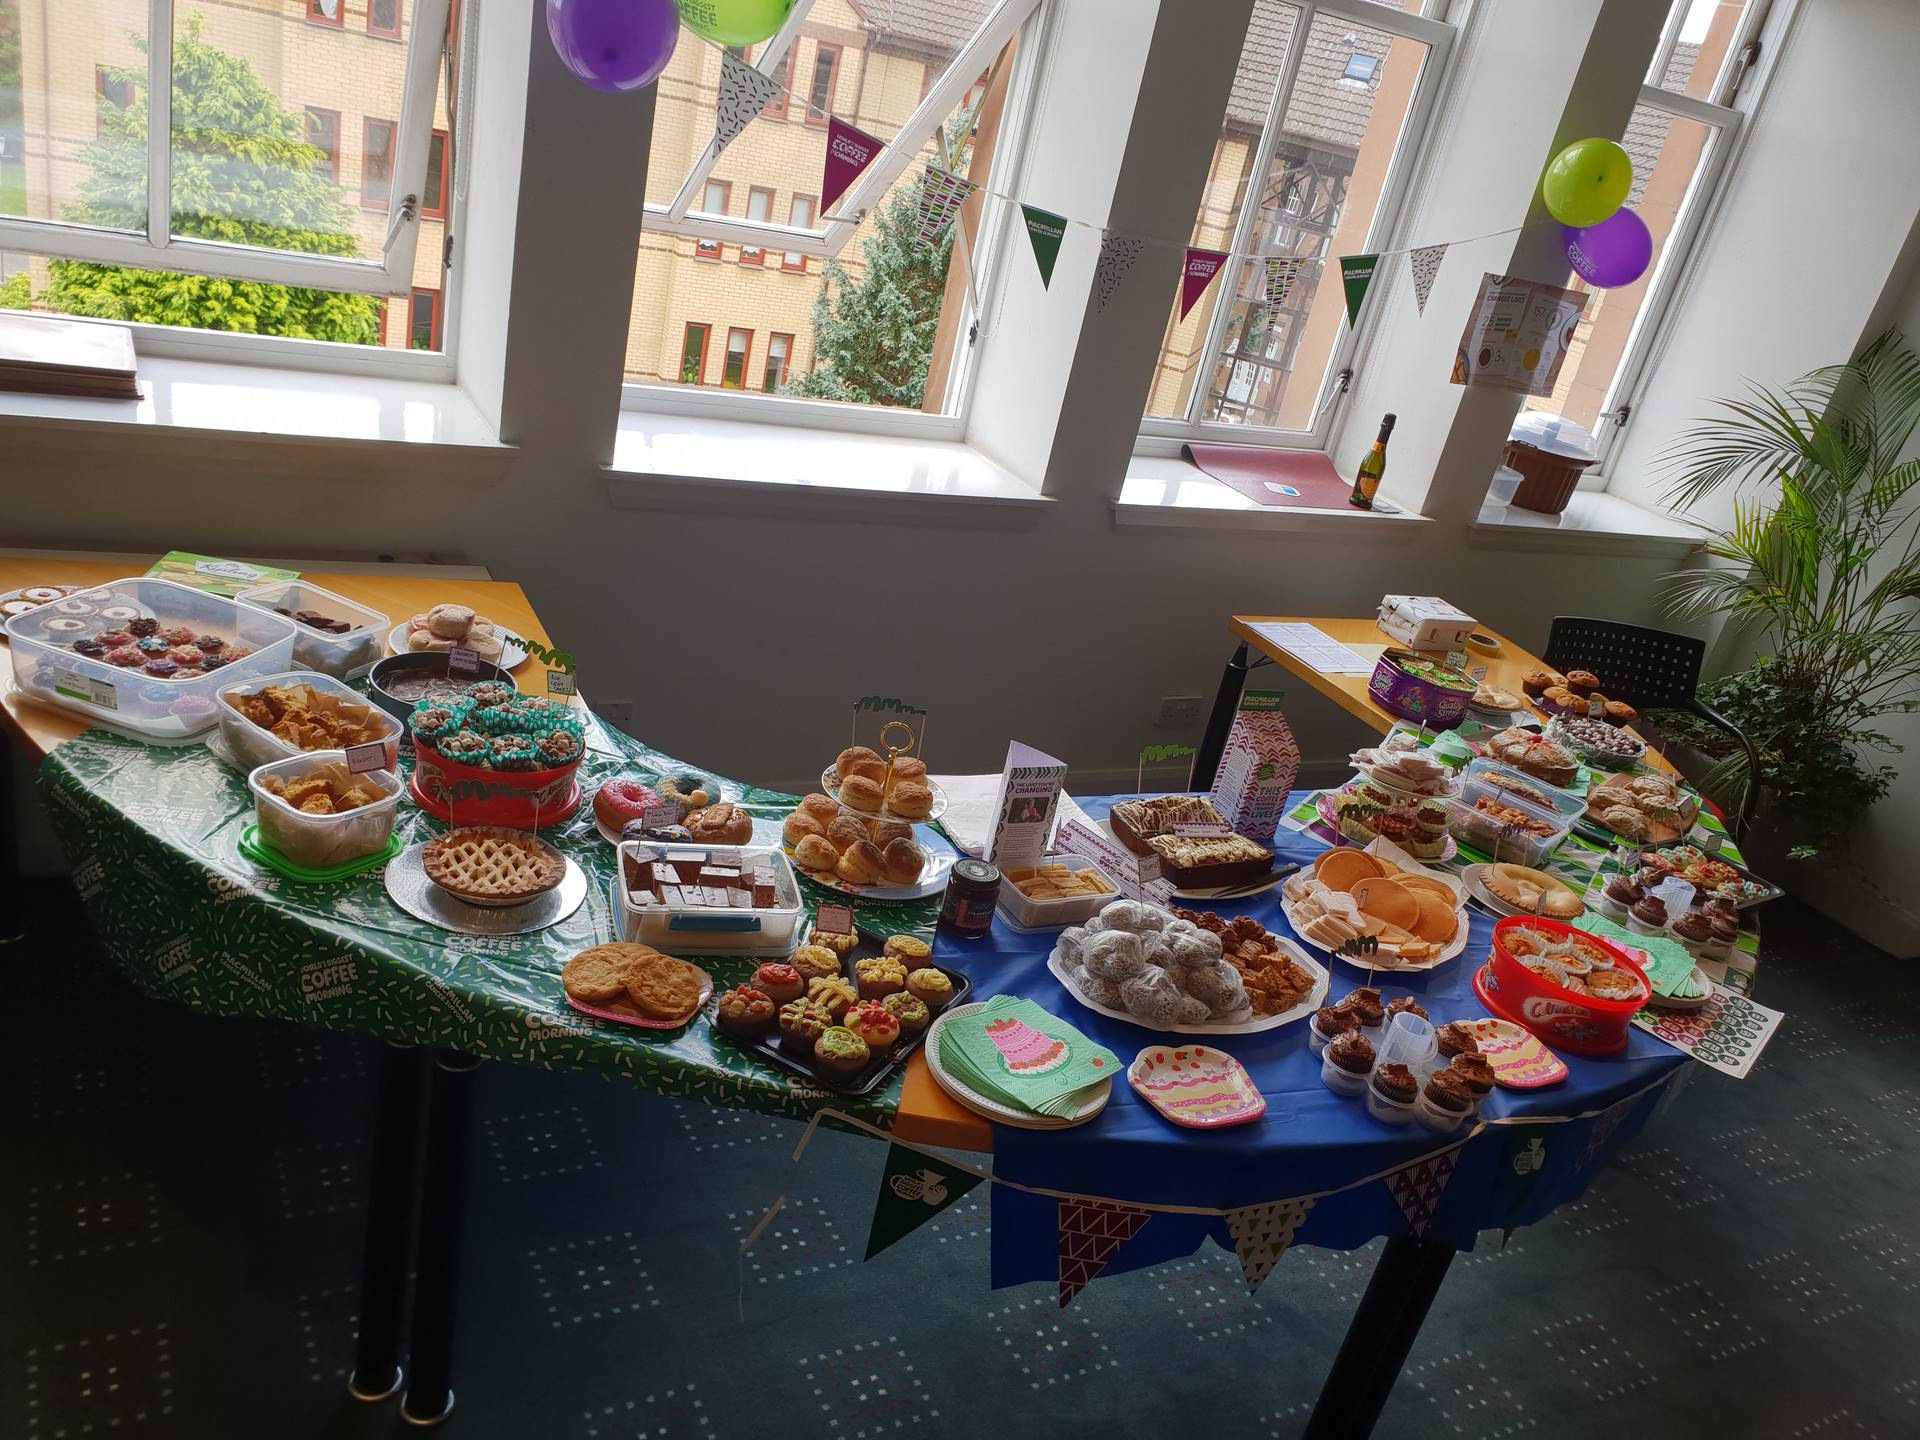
[235, 580, 387, 681]
[1321, 1047, 1370, 1096]
[1444, 780, 1572, 866]
[611, 841, 804, 955]
[1473, 915, 1649, 1057]
[1504, 412, 1598, 515]
[1414, 1088, 1469, 1134]
[5, 576, 297, 742]
[248, 751, 401, 870]
[1365, 1082, 1416, 1125]
[1484, 464, 1523, 508]
[1462, 756, 1586, 816]
[995, 853, 1121, 931]
[215, 670, 403, 773]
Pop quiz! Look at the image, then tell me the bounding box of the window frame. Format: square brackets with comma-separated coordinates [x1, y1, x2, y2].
[368, 0, 403, 41]
[764, 331, 794, 392]
[804, 42, 842, 127]
[760, 45, 790, 121]
[740, 186, 775, 264]
[408, 286, 442, 350]
[1135, 0, 1457, 457]
[721, 326, 754, 390]
[306, 0, 345, 30]
[361, 116, 399, 210]
[695, 179, 732, 259]
[421, 128, 449, 220]
[680, 322, 714, 385]
[305, 106, 343, 182]
[781, 194, 814, 273]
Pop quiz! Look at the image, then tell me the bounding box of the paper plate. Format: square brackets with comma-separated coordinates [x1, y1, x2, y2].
[924, 1003, 1111, 1129]
[1460, 1016, 1569, 1088]
[818, 767, 949, 825]
[1128, 1044, 1266, 1128]
[1046, 944, 1328, 1036]
[565, 962, 713, 1032]
[387, 622, 527, 672]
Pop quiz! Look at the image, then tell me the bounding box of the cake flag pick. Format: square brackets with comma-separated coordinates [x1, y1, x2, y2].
[714, 50, 783, 155]
[823, 116, 884, 213]
[1340, 253, 1382, 326]
[1264, 255, 1308, 317]
[1058, 1196, 1150, 1307]
[1094, 229, 1147, 313]
[916, 164, 978, 248]
[1384, 1151, 1458, 1238]
[1021, 205, 1068, 289]
[865, 1144, 983, 1260]
[1180, 248, 1229, 320]
[1409, 243, 1447, 316]
[1225, 1197, 1314, 1294]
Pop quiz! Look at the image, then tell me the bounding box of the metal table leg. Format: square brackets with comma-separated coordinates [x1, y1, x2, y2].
[1192, 642, 1252, 792]
[1302, 1235, 1456, 1439]
[399, 1050, 482, 1428]
[348, 1042, 430, 1402]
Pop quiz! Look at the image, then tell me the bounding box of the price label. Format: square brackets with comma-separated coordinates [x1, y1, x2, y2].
[641, 802, 680, 832]
[1135, 853, 1162, 884]
[345, 740, 387, 774]
[447, 646, 482, 679]
[48, 667, 119, 711]
[545, 669, 576, 696]
[816, 903, 855, 937]
[1170, 822, 1233, 837]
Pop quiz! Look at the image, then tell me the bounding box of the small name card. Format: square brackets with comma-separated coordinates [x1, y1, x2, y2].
[447, 646, 482, 679]
[345, 741, 387, 774]
[545, 669, 576, 696]
[641, 802, 681, 832]
[816, 903, 855, 937]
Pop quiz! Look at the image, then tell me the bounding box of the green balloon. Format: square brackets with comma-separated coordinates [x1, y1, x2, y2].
[1541, 137, 1632, 228]
[676, 0, 794, 47]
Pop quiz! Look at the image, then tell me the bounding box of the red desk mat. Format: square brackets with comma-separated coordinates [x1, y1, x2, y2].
[1183, 443, 1352, 509]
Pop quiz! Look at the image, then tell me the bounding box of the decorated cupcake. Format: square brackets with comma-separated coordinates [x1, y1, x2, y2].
[1421, 1068, 1474, 1119]
[844, 1000, 902, 1056]
[1385, 996, 1428, 1022]
[777, 998, 833, 1058]
[537, 729, 584, 767]
[881, 992, 930, 1038]
[409, 704, 464, 745]
[1449, 1053, 1495, 1100]
[883, 934, 933, 965]
[715, 986, 777, 1040]
[905, 967, 952, 1010]
[1433, 1021, 1479, 1060]
[136, 635, 169, 654]
[103, 645, 144, 668]
[854, 956, 907, 1002]
[1671, 910, 1714, 956]
[1586, 968, 1641, 1001]
[1596, 875, 1642, 922]
[464, 680, 516, 710]
[750, 962, 804, 1006]
[1372, 1062, 1418, 1105]
[438, 729, 489, 764]
[806, 975, 859, 1021]
[1327, 1029, 1375, 1076]
[1338, 986, 1385, 1029]
[1309, 1004, 1360, 1055]
[788, 944, 841, 983]
[813, 1026, 871, 1079]
[1627, 896, 1669, 935]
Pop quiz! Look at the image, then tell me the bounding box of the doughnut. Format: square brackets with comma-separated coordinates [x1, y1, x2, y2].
[686, 802, 754, 844]
[839, 775, 885, 813]
[880, 837, 925, 886]
[826, 814, 870, 851]
[835, 746, 886, 782]
[887, 781, 935, 820]
[660, 773, 714, 812]
[799, 793, 840, 824]
[793, 835, 839, 872]
[835, 840, 886, 885]
[594, 777, 662, 831]
[783, 811, 826, 846]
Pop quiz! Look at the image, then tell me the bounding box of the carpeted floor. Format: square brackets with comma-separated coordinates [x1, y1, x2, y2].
[3, 882, 1917, 1439]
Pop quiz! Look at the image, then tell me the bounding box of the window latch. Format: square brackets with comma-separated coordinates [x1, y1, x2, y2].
[1335, 366, 1352, 395]
[1600, 403, 1632, 427]
[1727, 38, 1761, 101]
[968, 320, 978, 347]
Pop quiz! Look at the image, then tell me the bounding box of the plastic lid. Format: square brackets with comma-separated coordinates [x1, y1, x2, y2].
[1508, 410, 1598, 461]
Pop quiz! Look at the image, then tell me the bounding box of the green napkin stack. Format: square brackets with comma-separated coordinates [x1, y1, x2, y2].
[1580, 914, 1707, 998]
[940, 996, 1119, 1117]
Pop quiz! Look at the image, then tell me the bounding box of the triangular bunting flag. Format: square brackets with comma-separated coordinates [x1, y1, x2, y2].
[1180, 248, 1229, 320]
[1340, 254, 1381, 326]
[715, 51, 782, 155]
[1409, 243, 1446, 316]
[823, 117, 883, 213]
[1384, 1151, 1458, 1237]
[1579, 1095, 1636, 1172]
[1264, 255, 1308, 316]
[915, 164, 977, 249]
[1021, 206, 1067, 289]
[1224, 1197, 1313, 1294]
[1057, 1197, 1149, 1307]
[1501, 1125, 1552, 1234]
[864, 1144, 983, 1260]
[1094, 230, 1147, 313]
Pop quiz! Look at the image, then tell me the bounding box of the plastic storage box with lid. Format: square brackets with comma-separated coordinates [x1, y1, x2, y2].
[1503, 412, 1599, 515]
[247, 750, 401, 870]
[996, 853, 1121, 931]
[215, 669, 403, 773]
[1462, 755, 1586, 814]
[235, 579, 387, 681]
[5, 576, 297, 742]
[612, 841, 804, 955]
[1443, 778, 1572, 867]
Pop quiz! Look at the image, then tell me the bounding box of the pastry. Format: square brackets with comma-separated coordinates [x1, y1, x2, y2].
[806, 975, 859, 1020]
[659, 773, 715, 813]
[884, 756, 928, 791]
[854, 956, 907, 1001]
[715, 986, 777, 1039]
[1327, 1029, 1375, 1076]
[1538, 685, 1579, 716]
[1003, 863, 1115, 900]
[879, 837, 925, 886]
[594, 777, 662, 831]
[426, 602, 475, 640]
[750, 962, 805, 1005]
[887, 781, 935, 820]
[835, 840, 886, 884]
[788, 944, 841, 982]
[1471, 683, 1523, 712]
[1480, 772, 1556, 810]
[98, 643, 140, 665]
[799, 793, 841, 824]
[1563, 669, 1600, 697]
[905, 967, 953, 1010]
[1587, 968, 1641, 1000]
[835, 745, 887, 783]
[1385, 996, 1428, 1022]
[1482, 862, 1582, 918]
[421, 826, 565, 904]
[1485, 727, 1579, 788]
[869, 819, 913, 848]
[883, 934, 932, 964]
[844, 1000, 902, 1054]
[1371, 1063, 1418, 1104]
[812, 1026, 871, 1078]
[792, 835, 839, 872]
[825, 814, 870, 851]
[778, 998, 833, 1057]
[686, 802, 754, 844]
[1433, 1021, 1479, 1059]
[839, 775, 885, 814]
[783, 810, 826, 846]
[881, 992, 930, 1036]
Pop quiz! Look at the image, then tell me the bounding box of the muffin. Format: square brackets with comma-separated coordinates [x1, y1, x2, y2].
[844, 1000, 902, 1055]
[778, 998, 833, 1057]
[1385, 996, 1428, 1023]
[1520, 669, 1561, 700]
[1449, 1053, 1495, 1098]
[881, 992, 931, 1037]
[1371, 1062, 1418, 1104]
[1327, 1029, 1376, 1076]
[1564, 669, 1600, 698]
[1628, 897, 1669, 935]
[1671, 911, 1714, 951]
[905, 968, 953, 1010]
[883, 934, 933, 965]
[1434, 1021, 1480, 1060]
[1313, 1005, 1360, 1040]
[715, 986, 777, 1040]
[813, 1026, 871, 1079]
[750, 962, 805, 1006]
[1422, 1068, 1474, 1115]
[1586, 968, 1641, 1001]
[789, 944, 842, 982]
[811, 926, 858, 956]
[854, 956, 908, 1001]
[806, 975, 859, 1020]
[1597, 876, 1642, 921]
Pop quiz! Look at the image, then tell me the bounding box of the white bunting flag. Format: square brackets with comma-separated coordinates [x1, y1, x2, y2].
[1225, 1197, 1313, 1294]
[1409, 243, 1447, 316]
[1384, 1152, 1458, 1238]
[1094, 229, 1147, 312]
[714, 51, 782, 154]
[915, 164, 978, 249]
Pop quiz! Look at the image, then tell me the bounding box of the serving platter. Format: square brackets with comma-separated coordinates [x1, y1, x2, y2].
[1460, 862, 1589, 923]
[566, 962, 713, 1031]
[1281, 892, 1469, 973]
[383, 844, 587, 935]
[1046, 942, 1328, 1036]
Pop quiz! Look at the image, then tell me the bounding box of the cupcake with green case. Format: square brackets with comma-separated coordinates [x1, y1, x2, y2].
[408, 698, 469, 745]
[437, 729, 489, 765]
[488, 733, 539, 770]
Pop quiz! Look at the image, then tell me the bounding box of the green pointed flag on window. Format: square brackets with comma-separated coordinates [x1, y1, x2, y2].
[864, 1144, 983, 1260]
[1340, 253, 1382, 326]
[1020, 206, 1068, 290]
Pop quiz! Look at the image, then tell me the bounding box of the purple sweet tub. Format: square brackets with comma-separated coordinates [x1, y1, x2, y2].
[1367, 648, 1475, 729]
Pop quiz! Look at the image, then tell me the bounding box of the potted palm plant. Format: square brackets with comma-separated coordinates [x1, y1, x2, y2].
[1658, 332, 1920, 859]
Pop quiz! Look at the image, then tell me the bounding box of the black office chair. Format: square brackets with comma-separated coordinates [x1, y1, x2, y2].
[1542, 616, 1761, 843]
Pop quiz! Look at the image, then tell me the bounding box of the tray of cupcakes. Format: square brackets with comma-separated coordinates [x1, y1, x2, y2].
[710, 919, 970, 1095]
[1307, 987, 1511, 1131]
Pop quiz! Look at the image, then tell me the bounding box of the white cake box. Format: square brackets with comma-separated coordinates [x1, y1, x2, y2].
[1377, 595, 1476, 652]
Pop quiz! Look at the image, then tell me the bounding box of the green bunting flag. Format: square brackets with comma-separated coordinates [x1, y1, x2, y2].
[1340, 253, 1381, 326]
[1021, 206, 1068, 289]
[865, 1144, 983, 1260]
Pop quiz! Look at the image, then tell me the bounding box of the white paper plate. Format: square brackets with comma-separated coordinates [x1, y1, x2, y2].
[387, 622, 527, 672]
[1045, 944, 1328, 1036]
[924, 1002, 1111, 1129]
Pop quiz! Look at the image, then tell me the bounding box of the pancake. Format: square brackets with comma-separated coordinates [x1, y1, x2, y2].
[1410, 888, 1458, 944]
[1351, 876, 1419, 930]
[1315, 848, 1381, 892]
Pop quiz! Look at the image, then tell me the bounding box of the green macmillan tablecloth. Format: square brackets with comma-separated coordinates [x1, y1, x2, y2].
[35, 711, 941, 1129]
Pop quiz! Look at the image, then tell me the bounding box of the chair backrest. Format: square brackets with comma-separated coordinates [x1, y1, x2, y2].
[1542, 617, 1704, 708]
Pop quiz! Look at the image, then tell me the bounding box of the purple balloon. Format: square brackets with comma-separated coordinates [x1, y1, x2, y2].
[1562, 207, 1652, 288]
[547, 0, 679, 93]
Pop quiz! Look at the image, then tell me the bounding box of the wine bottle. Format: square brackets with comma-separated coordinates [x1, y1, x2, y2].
[1348, 412, 1395, 509]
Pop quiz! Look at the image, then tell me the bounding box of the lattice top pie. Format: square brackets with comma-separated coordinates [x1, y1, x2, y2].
[423, 826, 566, 904]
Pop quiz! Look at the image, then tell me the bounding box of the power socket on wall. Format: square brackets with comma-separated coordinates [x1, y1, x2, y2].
[597, 699, 635, 732]
[1155, 695, 1203, 728]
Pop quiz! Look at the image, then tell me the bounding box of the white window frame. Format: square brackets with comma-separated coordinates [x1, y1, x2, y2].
[622, 0, 1052, 439]
[1136, 0, 1456, 457]
[0, 0, 456, 373]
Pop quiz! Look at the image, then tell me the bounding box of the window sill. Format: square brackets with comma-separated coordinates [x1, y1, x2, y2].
[1469, 491, 1715, 558]
[1114, 457, 1433, 536]
[607, 410, 1051, 526]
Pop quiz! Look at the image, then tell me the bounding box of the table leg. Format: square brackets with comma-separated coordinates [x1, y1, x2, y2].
[1192, 642, 1251, 792]
[399, 1050, 482, 1428]
[1302, 1235, 1455, 1439]
[348, 1042, 430, 1402]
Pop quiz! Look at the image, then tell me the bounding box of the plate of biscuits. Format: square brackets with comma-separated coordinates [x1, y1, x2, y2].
[1280, 837, 1467, 971]
[561, 941, 712, 1030]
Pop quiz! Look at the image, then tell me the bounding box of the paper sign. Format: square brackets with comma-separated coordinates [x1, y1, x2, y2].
[816, 903, 855, 937]
[1180, 247, 1228, 320]
[48, 667, 119, 710]
[447, 646, 481, 679]
[1021, 206, 1067, 289]
[824, 117, 884, 212]
[1208, 689, 1301, 843]
[1245, 622, 1375, 676]
[1170, 822, 1233, 837]
[1451, 272, 1590, 396]
[1632, 984, 1783, 1080]
[985, 742, 1068, 869]
[641, 802, 680, 832]
[545, 669, 576, 696]
[344, 741, 387, 775]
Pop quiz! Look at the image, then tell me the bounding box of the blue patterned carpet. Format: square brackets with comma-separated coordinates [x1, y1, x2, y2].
[4, 881, 1917, 1439]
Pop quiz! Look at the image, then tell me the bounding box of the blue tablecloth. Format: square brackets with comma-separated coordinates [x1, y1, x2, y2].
[932, 794, 1689, 1288]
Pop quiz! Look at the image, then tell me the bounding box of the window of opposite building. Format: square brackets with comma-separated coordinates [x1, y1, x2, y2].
[306, 108, 343, 182]
[681, 322, 712, 383]
[805, 44, 841, 125]
[308, 0, 345, 29]
[764, 332, 793, 391]
[760, 47, 791, 120]
[696, 179, 731, 259]
[409, 287, 441, 349]
[369, 0, 403, 40]
[782, 195, 813, 273]
[722, 327, 753, 388]
[741, 187, 774, 263]
[422, 130, 449, 221]
[362, 117, 397, 210]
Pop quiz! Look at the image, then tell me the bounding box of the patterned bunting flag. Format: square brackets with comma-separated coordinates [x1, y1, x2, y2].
[1094, 229, 1147, 313]
[1385, 1151, 1458, 1237]
[1340, 254, 1381, 326]
[864, 1144, 982, 1260]
[1409, 243, 1447, 316]
[714, 51, 782, 155]
[1057, 1197, 1149, 1307]
[1224, 1197, 1313, 1294]
[916, 164, 978, 249]
[1263, 255, 1308, 316]
[1180, 247, 1229, 320]
[1020, 206, 1068, 289]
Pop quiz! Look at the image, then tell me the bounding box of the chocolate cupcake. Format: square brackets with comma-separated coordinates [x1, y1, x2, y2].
[1385, 996, 1428, 1022]
[1422, 1068, 1474, 1114]
[1449, 1053, 1495, 1098]
[1314, 1005, 1360, 1038]
[1340, 987, 1385, 1029]
[1598, 876, 1642, 921]
[1671, 911, 1714, 948]
[1628, 896, 1669, 935]
[1327, 1029, 1376, 1076]
[1434, 1021, 1479, 1060]
[1371, 1062, 1418, 1104]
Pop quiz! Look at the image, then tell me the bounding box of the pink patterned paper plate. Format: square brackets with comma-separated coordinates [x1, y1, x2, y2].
[1462, 1016, 1569, 1089]
[565, 962, 714, 1032]
[1127, 1044, 1268, 1128]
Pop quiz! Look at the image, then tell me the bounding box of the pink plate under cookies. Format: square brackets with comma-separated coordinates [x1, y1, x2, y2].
[1461, 1016, 1569, 1088]
[1127, 1044, 1267, 1128]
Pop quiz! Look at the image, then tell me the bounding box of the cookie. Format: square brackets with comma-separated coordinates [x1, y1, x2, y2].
[624, 951, 703, 1020]
[563, 943, 642, 1003]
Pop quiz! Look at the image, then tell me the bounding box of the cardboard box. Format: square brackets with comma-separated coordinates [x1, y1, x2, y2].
[1377, 595, 1475, 652]
[1206, 690, 1301, 843]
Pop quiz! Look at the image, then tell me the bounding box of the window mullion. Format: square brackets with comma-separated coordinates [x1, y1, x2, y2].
[146, 0, 173, 248]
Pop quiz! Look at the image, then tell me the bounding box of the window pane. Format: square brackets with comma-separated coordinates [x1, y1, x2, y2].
[807, 45, 840, 119]
[764, 332, 791, 390]
[370, 0, 402, 38]
[680, 322, 709, 382]
[423, 131, 446, 214]
[362, 119, 396, 209]
[1523, 107, 1720, 437]
[1650, 0, 1750, 95]
[722, 327, 750, 388]
[702, 180, 729, 213]
[1146, 3, 1432, 431]
[408, 286, 438, 348]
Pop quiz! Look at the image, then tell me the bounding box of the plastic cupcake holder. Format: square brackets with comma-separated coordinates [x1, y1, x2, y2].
[1415, 1089, 1470, 1134]
[1321, 1048, 1370, 1097]
[1365, 1081, 1416, 1125]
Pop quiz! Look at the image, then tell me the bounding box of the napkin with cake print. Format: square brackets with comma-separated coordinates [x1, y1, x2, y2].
[941, 996, 1119, 1115]
[1578, 914, 1707, 998]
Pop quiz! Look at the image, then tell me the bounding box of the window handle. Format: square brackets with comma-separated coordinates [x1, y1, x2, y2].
[383, 193, 419, 257]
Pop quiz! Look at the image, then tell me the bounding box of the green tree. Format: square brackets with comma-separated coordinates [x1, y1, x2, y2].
[784, 171, 954, 407]
[42, 15, 380, 343]
[0, 271, 29, 310]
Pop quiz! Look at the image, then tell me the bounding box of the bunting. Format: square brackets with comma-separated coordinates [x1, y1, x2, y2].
[1384, 1151, 1458, 1237]
[1094, 230, 1147, 313]
[865, 1145, 983, 1260]
[1180, 248, 1229, 320]
[1263, 255, 1308, 317]
[915, 164, 977, 249]
[1340, 254, 1382, 326]
[1408, 243, 1447, 316]
[823, 117, 883, 213]
[1057, 1197, 1149, 1307]
[1021, 206, 1067, 289]
[1500, 1125, 1552, 1243]
[1224, 1197, 1313, 1294]
[714, 51, 782, 155]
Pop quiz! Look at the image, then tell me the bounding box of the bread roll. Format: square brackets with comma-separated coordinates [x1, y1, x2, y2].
[835, 840, 886, 884]
[835, 746, 883, 781]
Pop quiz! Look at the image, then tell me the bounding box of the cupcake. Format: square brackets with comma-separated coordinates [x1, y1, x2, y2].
[854, 957, 907, 1001]
[844, 1000, 902, 1056]
[883, 934, 933, 965]
[811, 927, 857, 956]
[1703, 913, 1739, 960]
[778, 998, 833, 1058]
[881, 992, 930, 1037]
[1323, 1029, 1376, 1095]
[788, 945, 842, 982]
[1520, 669, 1559, 700]
[1564, 669, 1599, 698]
[807, 975, 859, 1021]
[1586, 968, 1641, 1001]
[813, 1026, 871, 1079]
[1420, 1068, 1474, 1121]
[1309, 1005, 1360, 1055]
[1671, 910, 1714, 955]
[905, 968, 953, 1010]
[715, 986, 776, 1039]
[1596, 876, 1642, 922]
[750, 962, 804, 1005]
[1385, 996, 1428, 1023]
[1372, 1062, 1418, 1104]
[464, 680, 516, 710]
[1434, 1021, 1479, 1060]
[1627, 897, 1668, 935]
[1339, 987, 1385, 1029]
[1449, 1053, 1495, 1100]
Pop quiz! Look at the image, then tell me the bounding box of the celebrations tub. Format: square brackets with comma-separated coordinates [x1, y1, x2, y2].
[1471, 915, 1648, 1058]
[1366, 648, 1475, 729]
[410, 743, 583, 829]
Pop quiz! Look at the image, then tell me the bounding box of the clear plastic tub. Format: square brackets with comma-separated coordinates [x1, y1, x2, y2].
[996, 853, 1122, 930]
[1444, 780, 1572, 866]
[235, 579, 387, 681]
[1462, 756, 1586, 817]
[1321, 1047, 1370, 1096]
[611, 841, 804, 955]
[248, 751, 401, 870]
[5, 576, 297, 741]
[215, 670, 403, 773]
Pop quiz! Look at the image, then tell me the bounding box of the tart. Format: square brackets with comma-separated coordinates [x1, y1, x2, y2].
[422, 825, 566, 906]
[1482, 862, 1583, 918]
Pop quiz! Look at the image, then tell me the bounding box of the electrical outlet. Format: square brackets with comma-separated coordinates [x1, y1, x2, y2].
[1155, 695, 1203, 728]
[596, 698, 635, 733]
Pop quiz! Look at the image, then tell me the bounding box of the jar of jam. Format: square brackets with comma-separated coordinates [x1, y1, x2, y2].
[938, 858, 1001, 937]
